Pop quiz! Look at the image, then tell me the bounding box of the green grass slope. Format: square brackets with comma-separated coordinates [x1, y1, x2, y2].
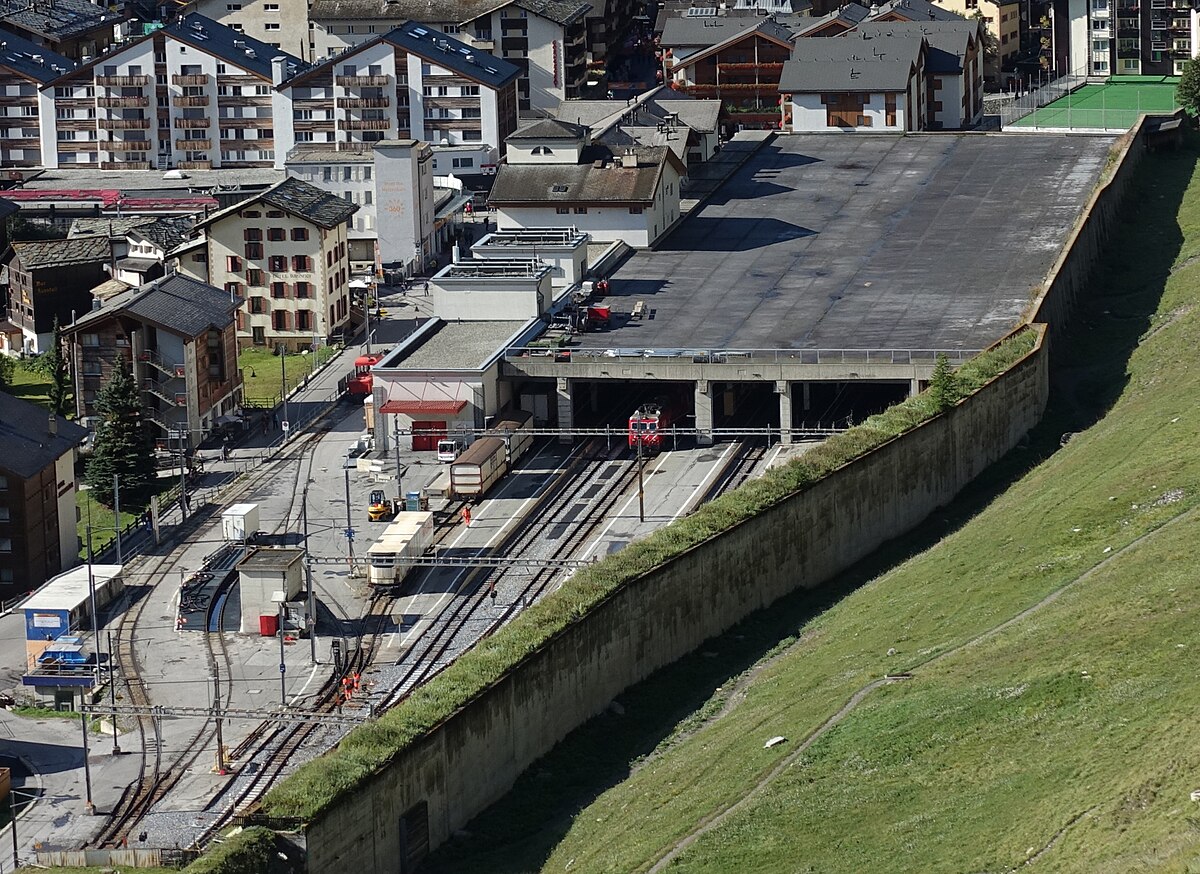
[425, 142, 1200, 873]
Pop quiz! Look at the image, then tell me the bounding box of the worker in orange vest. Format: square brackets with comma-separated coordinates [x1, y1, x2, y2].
[462, 505, 472, 526]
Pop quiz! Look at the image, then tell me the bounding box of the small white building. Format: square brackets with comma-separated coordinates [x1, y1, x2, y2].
[429, 259, 554, 322]
[489, 119, 687, 248]
[374, 139, 437, 276]
[470, 228, 590, 288]
[235, 546, 305, 634]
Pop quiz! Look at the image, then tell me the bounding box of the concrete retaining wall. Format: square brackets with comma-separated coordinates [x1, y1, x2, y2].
[301, 124, 1149, 870]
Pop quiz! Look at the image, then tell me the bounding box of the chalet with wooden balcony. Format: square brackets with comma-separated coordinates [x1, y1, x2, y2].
[273, 21, 520, 171]
[1, 236, 109, 355]
[64, 274, 242, 444]
[660, 14, 797, 129]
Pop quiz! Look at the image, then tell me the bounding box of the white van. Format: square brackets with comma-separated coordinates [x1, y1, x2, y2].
[437, 439, 464, 462]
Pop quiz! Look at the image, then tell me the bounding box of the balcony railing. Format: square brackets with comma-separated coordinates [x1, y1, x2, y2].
[96, 75, 150, 86]
[98, 117, 150, 129]
[339, 96, 390, 108]
[143, 378, 181, 407]
[97, 96, 149, 108]
[138, 348, 185, 379]
[338, 118, 390, 130]
[175, 138, 211, 149]
[336, 74, 390, 86]
[175, 95, 210, 107]
[174, 117, 210, 129]
[178, 159, 213, 169]
[172, 73, 210, 85]
[101, 160, 151, 169]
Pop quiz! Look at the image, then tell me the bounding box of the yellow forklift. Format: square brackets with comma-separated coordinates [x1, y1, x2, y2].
[367, 489, 401, 522]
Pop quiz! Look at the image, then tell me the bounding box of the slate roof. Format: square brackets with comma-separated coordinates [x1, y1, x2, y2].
[0, 26, 75, 82]
[196, 177, 358, 231]
[555, 87, 721, 134]
[779, 32, 923, 91]
[856, 21, 977, 72]
[0, 390, 87, 479]
[792, 2, 870, 36]
[283, 21, 520, 91]
[489, 145, 683, 205]
[308, 0, 590, 26]
[871, 0, 963, 22]
[70, 273, 237, 337]
[128, 216, 196, 253]
[0, 0, 116, 42]
[69, 216, 156, 239]
[659, 14, 764, 49]
[167, 13, 306, 81]
[508, 117, 590, 140]
[10, 236, 110, 270]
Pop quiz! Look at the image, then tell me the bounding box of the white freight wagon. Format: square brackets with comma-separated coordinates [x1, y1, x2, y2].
[491, 409, 534, 463]
[366, 511, 435, 586]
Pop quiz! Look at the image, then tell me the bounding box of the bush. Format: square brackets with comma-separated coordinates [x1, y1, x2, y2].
[261, 328, 1039, 821]
[184, 826, 297, 874]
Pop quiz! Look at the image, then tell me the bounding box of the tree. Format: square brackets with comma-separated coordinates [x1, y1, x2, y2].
[971, 11, 1000, 69]
[45, 317, 71, 417]
[0, 355, 14, 391]
[929, 353, 960, 413]
[1179, 57, 1200, 117]
[85, 357, 156, 508]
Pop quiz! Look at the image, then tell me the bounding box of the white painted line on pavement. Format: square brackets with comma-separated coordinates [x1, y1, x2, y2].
[292, 663, 323, 700]
[765, 444, 786, 470]
[673, 443, 735, 523]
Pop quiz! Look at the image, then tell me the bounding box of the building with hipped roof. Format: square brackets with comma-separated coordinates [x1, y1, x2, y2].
[0, 390, 87, 599]
[303, 0, 591, 116]
[63, 273, 242, 446]
[489, 118, 686, 247]
[186, 177, 357, 350]
[1, 236, 110, 355]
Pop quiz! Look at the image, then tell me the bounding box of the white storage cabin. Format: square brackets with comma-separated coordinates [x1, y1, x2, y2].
[222, 504, 261, 542]
[367, 512, 435, 586]
[236, 547, 305, 634]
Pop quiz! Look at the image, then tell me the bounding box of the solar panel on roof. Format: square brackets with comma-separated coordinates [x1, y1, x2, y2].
[686, 6, 718, 15]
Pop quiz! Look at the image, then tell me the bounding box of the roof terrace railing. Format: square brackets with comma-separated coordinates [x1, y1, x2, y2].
[503, 347, 982, 366]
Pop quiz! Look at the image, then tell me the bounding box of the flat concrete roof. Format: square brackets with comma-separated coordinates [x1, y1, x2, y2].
[237, 547, 304, 571]
[387, 319, 532, 371]
[23, 565, 123, 612]
[18, 167, 285, 191]
[576, 133, 1116, 352]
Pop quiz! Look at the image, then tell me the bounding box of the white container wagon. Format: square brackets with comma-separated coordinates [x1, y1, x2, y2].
[490, 409, 534, 463]
[449, 436, 508, 500]
[222, 503, 260, 542]
[366, 511, 435, 587]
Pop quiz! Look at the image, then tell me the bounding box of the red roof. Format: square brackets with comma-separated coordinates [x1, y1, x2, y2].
[380, 399, 468, 415]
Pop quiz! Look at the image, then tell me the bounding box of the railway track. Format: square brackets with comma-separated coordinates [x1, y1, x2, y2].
[88, 422, 333, 848]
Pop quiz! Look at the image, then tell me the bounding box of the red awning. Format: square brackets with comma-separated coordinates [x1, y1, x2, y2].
[380, 399, 468, 415]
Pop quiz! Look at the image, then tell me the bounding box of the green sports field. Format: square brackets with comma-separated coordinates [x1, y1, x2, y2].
[1010, 77, 1179, 130]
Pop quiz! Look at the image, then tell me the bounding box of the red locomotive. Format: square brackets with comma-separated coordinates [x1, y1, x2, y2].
[628, 399, 680, 453]
[347, 354, 382, 399]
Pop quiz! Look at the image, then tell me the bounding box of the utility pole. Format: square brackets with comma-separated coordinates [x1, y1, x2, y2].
[85, 521, 100, 689]
[278, 595, 287, 707]
[81, 711, 94, 815]
[302, 487, 316, 664]
[7, 785, 17, 871]
[343, 467, 355, 573]
[279, 345, 289, 441]
[637, 435, 645, 523]
[177, 425, 188, 522]
[107, 630, 120, 755]
[112, 474, 122, 565]
[212, 665, 225, 773]
[364, 288, 372, 356]
[393, 415, 402, 499]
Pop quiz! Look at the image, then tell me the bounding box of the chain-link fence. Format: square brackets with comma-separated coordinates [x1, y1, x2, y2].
[1000, 68, 1091, 128]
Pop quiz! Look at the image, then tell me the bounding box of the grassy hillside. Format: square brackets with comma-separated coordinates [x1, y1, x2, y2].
[425, 140, 1200, 873]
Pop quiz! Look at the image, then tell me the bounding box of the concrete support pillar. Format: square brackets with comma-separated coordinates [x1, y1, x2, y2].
[776, 380, 793, 445]
[556, 377, 574, 443]
[910, 377, 922, 397]
[801, 381, 811, 411]
[695, 380, 713, 446]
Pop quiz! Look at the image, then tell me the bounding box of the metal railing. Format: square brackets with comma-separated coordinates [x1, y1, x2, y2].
[998, 67, 1092, 128]
[503, 347, 980, 366]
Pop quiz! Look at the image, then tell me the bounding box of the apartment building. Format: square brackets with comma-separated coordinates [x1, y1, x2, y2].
[1066, 0, 1197, 76]
[191, 0, 311, 61]
[193, 177, 358, 349]
[44, 14, 305, 170]
[0, 30, 72, 169]
[307, 0, 591, 116]
[64, 274, 242, 443]
[273, 21, 520, 168]
[2, 237, 109, 355]
[284, 146, 378, 266]
[0, 392, 86, 599]
[0, 0, 119, 62]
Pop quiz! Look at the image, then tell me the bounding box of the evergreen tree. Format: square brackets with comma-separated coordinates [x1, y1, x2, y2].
[86, 357, 156, 507]
[1180, 58, 1200, 117]
[45, 317, 71, 417]
[929, 353, 959, 413]
[0, 355, 14, 391]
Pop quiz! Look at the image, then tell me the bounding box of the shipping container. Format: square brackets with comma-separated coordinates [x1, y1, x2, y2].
[449, 436, 508, 500]
[222, 503, 260, 542]
[366, 511, 435, 586]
